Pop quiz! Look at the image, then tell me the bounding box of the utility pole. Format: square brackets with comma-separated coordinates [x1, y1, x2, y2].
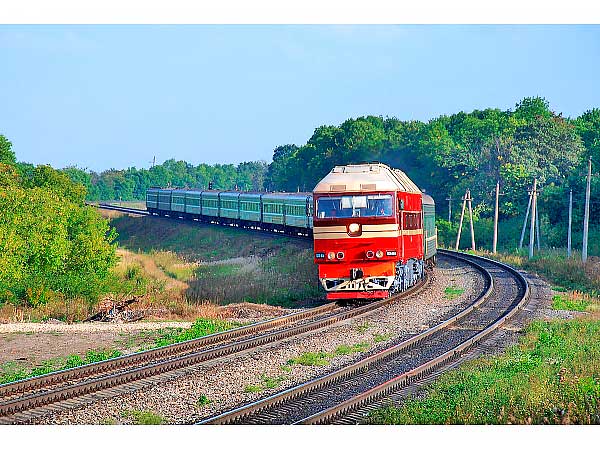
[583, 157, 592, 263]
[455, 190, 468, 251]
[567, 189, 573, 258]
[492, 182, 500, 254]
[446, 195, 453, 223]
[519, 189, 533, 249]
[467, 189, 476, 251]
[529, 178, 537, 259]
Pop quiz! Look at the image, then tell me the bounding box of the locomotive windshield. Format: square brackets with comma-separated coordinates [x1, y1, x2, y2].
[316, 194, 393, 218]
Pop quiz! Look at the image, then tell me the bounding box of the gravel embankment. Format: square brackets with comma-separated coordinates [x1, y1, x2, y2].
[0, 322, 194, 334]
[34, 257, 481, 425]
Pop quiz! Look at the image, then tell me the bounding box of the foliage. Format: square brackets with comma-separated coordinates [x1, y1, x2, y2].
[366, 319, 600, 424]
[121, 409, 166, 425]
[197, 394, 212, 407]
[0, 135, 16, 165]
[0, 349, 122, 385]
[0, 157, 118, 306]
[552, 294, 590, 312]
[152, 317, 241, 348]
[64, 159, 269, 201]
[284, 342, 371, 367]
[444, 286, 465, 300]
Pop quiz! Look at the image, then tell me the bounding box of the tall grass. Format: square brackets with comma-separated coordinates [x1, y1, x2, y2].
[367, 319, 600, 424]
[185, 248, 321, 307]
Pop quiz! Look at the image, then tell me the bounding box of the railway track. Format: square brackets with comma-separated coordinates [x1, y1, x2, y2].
[0, 271, 431, 424]
[198, 250, 529, 425]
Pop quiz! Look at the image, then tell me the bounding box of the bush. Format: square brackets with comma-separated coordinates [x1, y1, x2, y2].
[0, 185, 117, 305]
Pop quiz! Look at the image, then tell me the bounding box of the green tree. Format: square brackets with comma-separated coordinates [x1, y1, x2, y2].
[0, 135, 16, 165]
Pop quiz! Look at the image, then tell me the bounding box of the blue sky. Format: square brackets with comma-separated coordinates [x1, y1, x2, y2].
[1, 25, 599, 172]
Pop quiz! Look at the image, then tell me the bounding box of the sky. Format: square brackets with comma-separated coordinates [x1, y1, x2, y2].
[0, 24, 599, 172]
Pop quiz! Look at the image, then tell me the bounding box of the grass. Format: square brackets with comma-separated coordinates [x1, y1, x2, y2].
[0, 317, 242, 385]
[284, 342, 371, 368]
[367, 319, 600, 424]
[151, 317, 242, 348]
[444, 286, 465, 300]
[355, 321, 371, 333]
[0, 349, 122, 385]
[551, 291, 599, 313]
[244, 374, 287, 393]
[121, 409, 166, 425]
[373, 333, 393, 343]
[197, 394, 211, 407]
[110, 213, 321, 309]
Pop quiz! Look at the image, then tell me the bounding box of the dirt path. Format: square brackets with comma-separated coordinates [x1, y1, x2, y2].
[0, 321, 193, 371]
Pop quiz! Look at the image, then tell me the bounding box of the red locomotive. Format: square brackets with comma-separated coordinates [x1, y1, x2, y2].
[312, 163, 437, 300]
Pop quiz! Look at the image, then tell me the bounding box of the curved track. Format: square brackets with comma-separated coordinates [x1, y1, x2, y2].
[198, 250, 529, 425]
[0, 274, 429, 424]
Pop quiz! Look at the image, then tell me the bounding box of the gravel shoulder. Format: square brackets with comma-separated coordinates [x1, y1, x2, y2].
[32, 255, 483, 425]
[0, 303, 292, 371]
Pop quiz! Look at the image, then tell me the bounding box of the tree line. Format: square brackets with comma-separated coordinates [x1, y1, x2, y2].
[63, 160, 269, 201]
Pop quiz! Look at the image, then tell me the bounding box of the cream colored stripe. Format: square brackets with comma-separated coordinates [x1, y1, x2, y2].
[313, 225, 347, 233]
[362, 224, 399, 232]
[425, 235, 437, 241]
[400, 229, 423, 236]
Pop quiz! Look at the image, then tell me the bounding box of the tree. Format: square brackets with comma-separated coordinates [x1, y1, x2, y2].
[574, 108, 600, 162]
[0, 134, 16, 165]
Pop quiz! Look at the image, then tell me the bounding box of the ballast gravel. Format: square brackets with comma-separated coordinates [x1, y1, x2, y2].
[32, 256, 482, 425]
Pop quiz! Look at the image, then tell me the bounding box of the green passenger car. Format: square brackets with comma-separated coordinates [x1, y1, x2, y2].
[184, 190, 202, 216]
[261, 193, 286, 226]
[158, 189, 172, 212]
[171, 190, 186, 213]
[202, 191, 220, 218]
[239, 193, 262, 223]
[146, 188, 159, 210]
[422, 193, 437, 260]
[283, 194, 312, 229]
[219, 192, 240, 220]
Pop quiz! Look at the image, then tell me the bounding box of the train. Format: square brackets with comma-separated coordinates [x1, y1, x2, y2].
[145, 162, 436, 300]
[312, 163, 436, 300]
[146, 188, 314, 236]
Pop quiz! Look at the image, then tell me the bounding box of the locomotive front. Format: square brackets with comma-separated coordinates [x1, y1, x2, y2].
[313, 163, 426, 300]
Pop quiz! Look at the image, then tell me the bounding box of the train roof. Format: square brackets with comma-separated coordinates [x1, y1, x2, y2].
[312, 163, 421, 194]
[422, 193, 435, 205]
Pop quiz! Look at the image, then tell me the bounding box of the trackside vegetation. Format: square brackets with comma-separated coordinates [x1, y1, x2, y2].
[0, 317, 242, 385]
[367, 319, 600, 425]
[0, 138, 118, 308]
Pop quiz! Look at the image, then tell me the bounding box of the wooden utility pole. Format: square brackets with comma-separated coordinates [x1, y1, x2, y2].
[467, 190, 476, 251]
[519, 189, 532, 249]
[567, 189, 573, 257]
[529, 179, 537, 259]
[583, 157, 592, 263]
[492, 181, 500, 254]
[446, 195, 453, 223]
[455, 190, 468, 251]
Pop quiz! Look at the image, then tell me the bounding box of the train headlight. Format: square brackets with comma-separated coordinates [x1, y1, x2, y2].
[375, 250, 384, 258]
[348, 223, 360, 233]
[336, 251, 345, 260]
[366, 250, 374, 259]
[327, 251, 336, 260]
